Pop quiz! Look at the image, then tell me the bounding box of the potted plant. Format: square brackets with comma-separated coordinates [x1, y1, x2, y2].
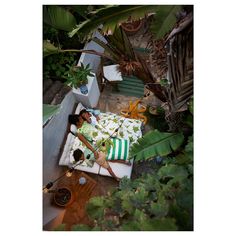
[64, 62, 94, 94]
[53, 187, 74, 207]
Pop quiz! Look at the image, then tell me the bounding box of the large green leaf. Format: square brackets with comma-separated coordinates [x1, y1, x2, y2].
[69, 5, 90, 19]
[43, 104, 60, 125]
[130, 129, 184, 161]
[43, 5, 77, 31]
[69, 5, 159, 39]
[151, 5, 182, 39]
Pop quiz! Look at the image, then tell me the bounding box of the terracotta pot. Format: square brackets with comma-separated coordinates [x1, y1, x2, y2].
[121, 18, 143, 36]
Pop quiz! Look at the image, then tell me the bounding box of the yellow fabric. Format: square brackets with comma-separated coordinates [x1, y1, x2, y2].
[120, 99, 147, 124]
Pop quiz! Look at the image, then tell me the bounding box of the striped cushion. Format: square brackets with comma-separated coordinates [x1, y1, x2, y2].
[106, 138, 129, 161]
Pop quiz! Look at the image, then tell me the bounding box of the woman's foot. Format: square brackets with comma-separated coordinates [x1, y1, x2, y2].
[116, 177, 121, 182]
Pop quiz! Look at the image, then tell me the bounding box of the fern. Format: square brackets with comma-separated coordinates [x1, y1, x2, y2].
[130, 129, 184, 161]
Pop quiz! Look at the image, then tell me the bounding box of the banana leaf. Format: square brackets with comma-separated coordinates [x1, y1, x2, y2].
[69, 5, 90, 19]
[43, 104, 60, 125]
[43, 5, 77, 31]
[130, 129, 184, 161]
[69, 5, 159, 39]
[150, 5, 182, 39]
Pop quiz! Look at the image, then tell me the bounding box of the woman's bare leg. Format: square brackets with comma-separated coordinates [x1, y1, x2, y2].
[108, 160, 131, 166]
[107, 166, 120, 181]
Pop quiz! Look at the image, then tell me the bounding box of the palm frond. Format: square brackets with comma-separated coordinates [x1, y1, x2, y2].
[92, 37, 120, 62]
[68, 5, 159, 39]
[130, 129, 184, 161]
[166, 15, 193, 113]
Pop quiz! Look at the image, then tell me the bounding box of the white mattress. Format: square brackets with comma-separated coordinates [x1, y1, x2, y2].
[59, 103, 134, 179]
[99, 158, 134, 179]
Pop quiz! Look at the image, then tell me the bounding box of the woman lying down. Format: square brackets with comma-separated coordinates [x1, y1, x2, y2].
[68, 110, 131, 182]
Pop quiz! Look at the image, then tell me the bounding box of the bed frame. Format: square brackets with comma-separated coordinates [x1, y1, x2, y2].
[59, 103, 135, 179]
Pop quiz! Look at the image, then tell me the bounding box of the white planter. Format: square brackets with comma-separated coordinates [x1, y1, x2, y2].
[72, 72, 100, 108]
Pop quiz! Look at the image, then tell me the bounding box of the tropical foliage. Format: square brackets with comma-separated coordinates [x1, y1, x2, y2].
[130, 129, 184, 161]
[92, 26, 141, 75]
[43, 5, 77, 31]
[68, 5, 160, 40]
[43, 52, 77, 80]
[63, 134, 193, 231]
[43, 5, 194, 231]
[43, 5, 104, 32]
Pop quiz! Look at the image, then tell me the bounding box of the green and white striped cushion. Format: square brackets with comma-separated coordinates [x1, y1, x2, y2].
[106, 138, 129, 161]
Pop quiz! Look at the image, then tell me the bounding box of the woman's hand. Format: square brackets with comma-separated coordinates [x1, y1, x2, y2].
[94, 151, 99, 159]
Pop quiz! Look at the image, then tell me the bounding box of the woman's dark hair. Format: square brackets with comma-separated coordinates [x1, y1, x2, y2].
[68, 114, 80, 125]
[79, 109, 89, 120]
[73, 149, 83, 162]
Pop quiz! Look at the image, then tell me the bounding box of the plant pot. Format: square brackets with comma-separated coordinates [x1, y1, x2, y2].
[54, 187, 73, 207]
[121, 18, 143, 36]
[79, 84, 88, 94]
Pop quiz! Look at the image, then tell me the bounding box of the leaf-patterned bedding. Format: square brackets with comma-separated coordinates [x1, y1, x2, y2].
[70, 112, 142, 156]
[98, 112, 142, 146]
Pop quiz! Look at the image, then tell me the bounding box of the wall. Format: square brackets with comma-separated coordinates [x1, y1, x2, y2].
[77, 31, 107, 71]
[43, 31, 106, 228]
[43, 91, 76, 227]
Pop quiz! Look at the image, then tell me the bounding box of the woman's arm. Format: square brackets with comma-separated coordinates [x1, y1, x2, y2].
[77, 133, 98, 158]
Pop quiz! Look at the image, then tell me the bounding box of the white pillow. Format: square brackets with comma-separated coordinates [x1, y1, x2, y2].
[75, 103, 86, 114]
[70, 124, 77, 135]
